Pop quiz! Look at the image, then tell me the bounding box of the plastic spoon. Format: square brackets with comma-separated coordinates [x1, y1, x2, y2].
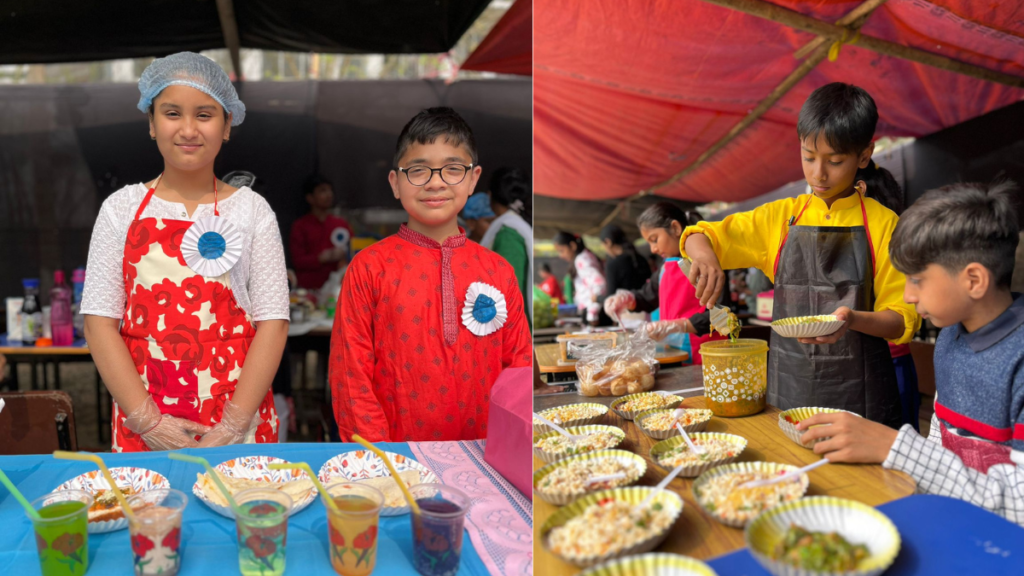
[533, 413, 585, 441]
[0, 468, 41, 520]
[737, 459, 829, 490]
[168, 452, 242, 516]
[636, 460, 687, 513]
[584, 473, 627, 486]
[54, 451, 136, 522]
[351, 434, 422, 515]
[267, 462, 338, 513]
[655, 386, 705, 398]
[674, 421, 704, 454]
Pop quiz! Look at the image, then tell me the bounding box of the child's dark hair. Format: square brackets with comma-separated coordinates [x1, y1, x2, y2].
[890, 181, 1020, 287]
[797, 83, 877, 155]
[553, 231, 586, 255]
[394, 107, 478, 167]
[490, 166, 532, 222]
[636, 202, 702, 232]
[600, 224, 642, 269]
[541, 263, 553, 274]
[858, 162, 904, 215]
[303, 174, 332, 197]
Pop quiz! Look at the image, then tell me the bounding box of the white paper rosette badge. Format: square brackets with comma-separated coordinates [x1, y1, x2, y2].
[181, 216, 242, 277]
[330, 226, 351, 249]
[462, 282, 508, 336]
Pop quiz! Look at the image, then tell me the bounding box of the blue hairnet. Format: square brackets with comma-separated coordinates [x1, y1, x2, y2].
[137, 52, 246, 126]
[462, 193, 495, 220]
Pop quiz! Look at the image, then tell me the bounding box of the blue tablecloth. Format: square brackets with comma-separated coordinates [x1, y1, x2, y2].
[708, 494, 1024, 575]
[0, 443, 491, 576]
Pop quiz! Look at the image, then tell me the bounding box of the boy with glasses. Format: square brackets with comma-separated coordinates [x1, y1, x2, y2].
[329, 107, 532, 441]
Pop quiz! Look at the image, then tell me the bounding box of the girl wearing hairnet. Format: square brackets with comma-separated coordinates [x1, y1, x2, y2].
[80, 52, 289, 452]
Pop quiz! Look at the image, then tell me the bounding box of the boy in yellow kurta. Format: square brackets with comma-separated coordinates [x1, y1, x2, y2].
[681, 83, 920, 427]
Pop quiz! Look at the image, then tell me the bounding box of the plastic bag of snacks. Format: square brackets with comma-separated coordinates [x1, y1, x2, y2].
[576, 329, 658, 396]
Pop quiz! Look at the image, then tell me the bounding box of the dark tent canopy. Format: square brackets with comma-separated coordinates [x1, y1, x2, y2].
[0, 0, 490, 65]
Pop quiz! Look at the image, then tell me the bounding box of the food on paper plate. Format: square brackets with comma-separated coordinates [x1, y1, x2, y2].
[88, 486, 143, 522]
[548, 499, 673, 560]
[196, 470, 315, 508]
[534, 431, 621, 458]
[351, 470, 423, 508]
[772, 524, 870, 571]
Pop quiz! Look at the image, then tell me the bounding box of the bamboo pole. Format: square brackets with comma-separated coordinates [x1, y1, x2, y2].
[792, 0, 888, 60]
[215, 0, 243, 81]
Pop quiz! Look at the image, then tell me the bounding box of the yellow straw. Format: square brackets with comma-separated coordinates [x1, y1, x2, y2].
[167, 452, 242, 515]
[351, 434, 422, 515]
[53, 451, 136, 522]
[267, 462, 339, 513]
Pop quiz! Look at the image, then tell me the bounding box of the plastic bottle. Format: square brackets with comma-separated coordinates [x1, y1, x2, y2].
[71, 267, 86, 339]
[50, 270, 74, 346]
[20, 279, 43, 345]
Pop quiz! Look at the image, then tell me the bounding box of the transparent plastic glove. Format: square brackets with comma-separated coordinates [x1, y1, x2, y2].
[644, 319, 687, 342]
[197, 399, 258, 448]
[603, 289, 636, 320]
[124, 396, 212, 451]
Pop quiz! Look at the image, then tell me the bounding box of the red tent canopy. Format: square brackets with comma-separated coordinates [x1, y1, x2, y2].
[462, 0, 532, 76]
[535, 0, 1024, 203]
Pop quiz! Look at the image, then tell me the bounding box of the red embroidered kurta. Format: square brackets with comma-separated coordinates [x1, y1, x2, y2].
[330, 225, 533, 442]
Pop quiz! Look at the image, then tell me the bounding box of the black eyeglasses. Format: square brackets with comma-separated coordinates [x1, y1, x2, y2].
[397, 163, 473, 186]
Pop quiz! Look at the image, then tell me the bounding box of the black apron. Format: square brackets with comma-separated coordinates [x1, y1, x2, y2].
[768, 193, 902, 428]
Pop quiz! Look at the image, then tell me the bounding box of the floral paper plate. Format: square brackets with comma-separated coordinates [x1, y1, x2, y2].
[191, 456, 318, 519]
[318, 450, 438, 516]
[53, 467, 169, 534]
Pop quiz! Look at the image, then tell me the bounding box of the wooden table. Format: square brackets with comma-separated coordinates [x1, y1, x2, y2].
[533, 367, 916, 574]
[535, 343, 690, 375]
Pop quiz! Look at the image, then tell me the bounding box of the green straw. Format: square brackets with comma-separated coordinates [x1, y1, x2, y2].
[168, 452, 242, 515]
[0, 468, 42, 520]
[267, 462, 339, 513]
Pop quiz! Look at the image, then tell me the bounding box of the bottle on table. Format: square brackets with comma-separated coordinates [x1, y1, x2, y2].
[50, 270, 74, 346]
[20, 278, 43, 345]
[71, 267, 86, 339]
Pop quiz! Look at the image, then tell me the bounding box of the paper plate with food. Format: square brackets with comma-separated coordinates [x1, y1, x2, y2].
[533, 449, 646, 506]
[541, 486, 684, 567]
[533, 403, 608, 434]
[770, 315, 845, 339]
[192, 456, 317, 519]
[635, 407, 713, 439]
[610, 392, 682, 421]
[53, 467, 169, 533]
[533, 424, 626, 464]
[745, 496, 900, 576]
[779, 407, 859, 449]
[318, 450, 438, 516]
[693, 461, 809, 528]
[649, 432, 747, 478]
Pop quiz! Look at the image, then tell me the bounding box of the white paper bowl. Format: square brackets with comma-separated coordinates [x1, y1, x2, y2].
[635, 408, 713, 440]
[746, 496, 901, 576]
[771, 316, 844, 339]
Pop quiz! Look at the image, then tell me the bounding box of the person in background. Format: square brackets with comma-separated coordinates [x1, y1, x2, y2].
[554, 232, 606, 325]
[481, 167, 534, 326]
[599, 224, 651, 303]
[538, 263, 564, 303]
[461, 192, 495, 243]
[603, 203, 716, 363]
[289, 175, 354, 291]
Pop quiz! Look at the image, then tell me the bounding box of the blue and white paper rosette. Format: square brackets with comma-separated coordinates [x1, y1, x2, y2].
[330, 226, 351, 249]
[462, 282, 508, 336]
[181, 216, 242, 277]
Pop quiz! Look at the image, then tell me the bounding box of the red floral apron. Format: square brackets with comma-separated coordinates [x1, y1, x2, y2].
[111, 181, 278, 452]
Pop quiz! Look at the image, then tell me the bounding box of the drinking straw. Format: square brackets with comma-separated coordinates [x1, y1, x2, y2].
[0, 468, 42, 520]
[167, 452, 242, 515]
[267, 462, 339, 513]
[351, 435, 422, 515]
[53, 450, 136, 522]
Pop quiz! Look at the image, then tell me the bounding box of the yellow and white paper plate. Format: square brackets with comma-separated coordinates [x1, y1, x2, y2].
[771, 315, 844, 339]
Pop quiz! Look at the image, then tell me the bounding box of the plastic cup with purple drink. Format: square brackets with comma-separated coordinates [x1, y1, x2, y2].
[408, 484, 470, 576]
